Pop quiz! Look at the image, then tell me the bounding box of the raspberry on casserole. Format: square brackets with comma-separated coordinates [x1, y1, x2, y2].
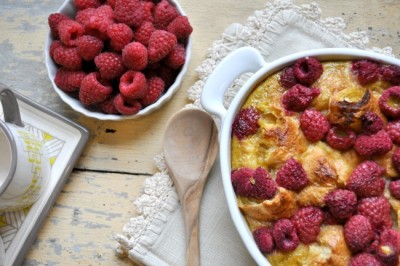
[275, 158, 309, 192]
[293, 57, 323, 86]
[351, 59, 380, 85]
[291, 206, 324, 244]
[231, 107, 260, 140]
[272, 219, 299, 252]
[231, 167, 277, 200]
[281, 84, 320, 112]
[344, 215, 374, 252]
[346, 160, 385, 198]
[300, 109, 330, 142]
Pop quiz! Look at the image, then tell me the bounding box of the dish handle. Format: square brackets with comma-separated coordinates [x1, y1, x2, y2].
[200, 46, 266, 120]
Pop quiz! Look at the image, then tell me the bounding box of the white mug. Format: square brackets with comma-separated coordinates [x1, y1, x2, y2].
[0, 85, 51, 212]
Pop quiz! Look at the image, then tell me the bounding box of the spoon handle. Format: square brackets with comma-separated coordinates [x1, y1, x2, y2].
[182, 188, 203, 266]
[185, 214, 200, 266]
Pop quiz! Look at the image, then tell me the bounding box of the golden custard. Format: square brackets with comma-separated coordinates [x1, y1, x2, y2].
[230, 60, 400, 265]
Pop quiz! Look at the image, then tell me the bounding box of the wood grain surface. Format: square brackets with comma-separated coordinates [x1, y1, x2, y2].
[0, 0, 399, 265]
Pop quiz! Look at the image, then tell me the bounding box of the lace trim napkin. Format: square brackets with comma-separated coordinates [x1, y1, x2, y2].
[115, 0, 394, 265]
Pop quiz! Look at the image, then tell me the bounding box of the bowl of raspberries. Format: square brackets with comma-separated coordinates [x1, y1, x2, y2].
[201, 47, 400, 265]
[45, 0, 193, 120]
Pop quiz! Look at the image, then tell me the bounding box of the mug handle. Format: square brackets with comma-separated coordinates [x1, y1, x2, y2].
[0, 83, 24, 127]
[200, 46, 266, 121]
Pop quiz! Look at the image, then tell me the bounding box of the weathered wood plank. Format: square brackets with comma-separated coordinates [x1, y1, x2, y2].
[24, 170, 146, 265]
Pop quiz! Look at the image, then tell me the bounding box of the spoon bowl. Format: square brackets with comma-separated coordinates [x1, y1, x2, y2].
[163, 108, 218, 265]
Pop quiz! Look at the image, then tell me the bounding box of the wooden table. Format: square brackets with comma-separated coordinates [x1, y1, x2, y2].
[0, 0, 399, 265]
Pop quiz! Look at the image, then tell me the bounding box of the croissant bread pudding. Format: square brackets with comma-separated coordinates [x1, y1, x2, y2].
[230, 56, 400, 265]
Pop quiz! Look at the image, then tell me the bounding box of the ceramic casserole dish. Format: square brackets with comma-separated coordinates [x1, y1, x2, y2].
[201, 47, 400, 265]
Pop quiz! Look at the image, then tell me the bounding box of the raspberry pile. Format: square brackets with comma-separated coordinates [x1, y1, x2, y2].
[48, 0, 192, 115]
[231, 56, 400, 265]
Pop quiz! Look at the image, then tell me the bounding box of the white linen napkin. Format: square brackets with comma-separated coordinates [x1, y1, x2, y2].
[115, 0, 394, 265]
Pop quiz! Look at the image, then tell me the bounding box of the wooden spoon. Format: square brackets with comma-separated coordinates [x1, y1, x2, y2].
[163, 108, 219, 266]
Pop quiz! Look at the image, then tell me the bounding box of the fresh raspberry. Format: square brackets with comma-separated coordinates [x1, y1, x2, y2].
[380, 64, 400, 85]
[107, 23, 133, 52]
[299, 109, 330, 142]
[253, 227, 275, 254]
[326, 126, 356, 151]
[95, 3, 114, 20]
[74, 0, 102, 10]
[231, 107, 260, 140]
[54, 68, 86, 93]
[376, 243, 399, 266]
[49, 40, 63, 59]
[346, 161, 385, 198]
[133, 21, 155, 46]
[76, 35, 104, 61]
[139, 1, 154, 23]
[379, 86, 400, 118]
[344, 214, 374, 252]
[57, 19, 84, 46]
[385, 120, 400, 145]
[53, 45, 82, 70]
[147, 30, 177, 63]
[75, 8, 96, 25]
[48, 13, 71, 38]
[276, 158, 308, 192]
[351, 59, 380, 85]
[291, 206, 324, 244]
[121, 42, 148, 71]
[231, 167, 277, 200]
[281, 84, 320, 112]
[94, 52, 126, 80]
[393, 148, 400, 173]
[361, 111, 384, 135]
[357, 196, 392, 232]
[272, 219, 299, 252]
[113, 0, 144, 27]
[324, 189, 357, 220]
[293, 57, 323, 86]
[167, 16, 193, 40]
[98, 96, 119, 114]
[119, 70, 147, 99]
[113, 93, 142, 115]
[279, 66, 298, 89]
[153, 0, 179, 30]
[389, 179, 400, 200]
[354, 130, 393, 157]
[79, 72, 113, 105]
[349, 253, 381, 266]
[84, 6, 114, 40]
[140, 76, 165, 106]
[164, 43, 186, 69]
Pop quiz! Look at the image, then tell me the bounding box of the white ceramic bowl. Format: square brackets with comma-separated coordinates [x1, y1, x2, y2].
[45, 0, 192, 120]
[201, 47, 400, 265]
